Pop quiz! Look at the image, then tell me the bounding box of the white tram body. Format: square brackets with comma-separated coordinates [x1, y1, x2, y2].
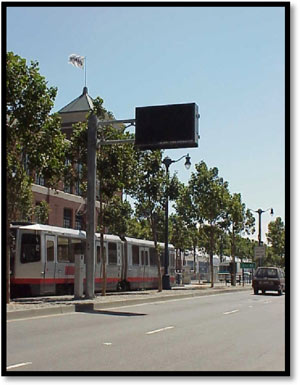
[10, 223, 176, 297]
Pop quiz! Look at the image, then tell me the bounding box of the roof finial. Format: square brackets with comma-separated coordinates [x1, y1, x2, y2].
[83, 86, 88, 95]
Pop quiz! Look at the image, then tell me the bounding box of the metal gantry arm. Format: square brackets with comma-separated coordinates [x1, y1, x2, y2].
[96, 119, 136, 148]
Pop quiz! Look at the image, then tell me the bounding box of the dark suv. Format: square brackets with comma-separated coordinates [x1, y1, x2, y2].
[252, 267, 285, 295]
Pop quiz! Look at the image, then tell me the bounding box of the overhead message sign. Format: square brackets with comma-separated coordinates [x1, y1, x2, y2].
[135, 103, 199, 150]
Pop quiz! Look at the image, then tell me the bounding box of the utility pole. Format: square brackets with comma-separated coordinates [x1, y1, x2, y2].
[85, 114, 97, 299]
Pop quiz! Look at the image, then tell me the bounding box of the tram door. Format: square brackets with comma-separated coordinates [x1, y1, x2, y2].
[43, 235, 57, 294]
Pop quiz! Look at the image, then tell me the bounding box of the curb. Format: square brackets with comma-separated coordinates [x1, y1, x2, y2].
[7, 286, 252, 321]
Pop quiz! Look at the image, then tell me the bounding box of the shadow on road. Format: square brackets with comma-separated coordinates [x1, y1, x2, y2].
[75, 303, 147, 316]
[252, 292, 285, 297]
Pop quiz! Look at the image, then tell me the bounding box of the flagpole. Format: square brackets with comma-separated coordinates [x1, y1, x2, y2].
[85, 56, 87, 87]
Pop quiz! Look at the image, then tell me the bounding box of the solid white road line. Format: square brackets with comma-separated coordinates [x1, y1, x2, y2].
[7, 362, 32, 370]
[146, 326, 174, 335]
[223, 309, 239, 315]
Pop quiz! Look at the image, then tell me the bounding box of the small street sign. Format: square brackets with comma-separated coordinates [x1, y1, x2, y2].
[254, 245, 266, 260]
[241, 262, 256, 269]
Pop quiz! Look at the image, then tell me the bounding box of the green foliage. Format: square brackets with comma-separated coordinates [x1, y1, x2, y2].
[266, 217, 285, 267]
[34, 201, 50, 224]
[188, 161, 229, 247]
[189, 161, 229, 225]
[126, 218, 152, 240]
[6, 52, 67, 222]
[131, 151, 165, 229]
[180, 161, 230, 285]
[102, 196, 133, 236]
[169, 214, 192, 251]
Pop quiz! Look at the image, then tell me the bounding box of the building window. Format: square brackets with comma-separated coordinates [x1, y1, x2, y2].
[63, 208, 72, 228]
[75, 163, 82, 196]
[64, 159, 72, 193]
[75, 212, 83, 230]
[64, 181, 71, 194]
[35, 173, 45, 186]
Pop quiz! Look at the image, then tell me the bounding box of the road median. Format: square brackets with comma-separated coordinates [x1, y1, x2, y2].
[7, 284, 252, 321]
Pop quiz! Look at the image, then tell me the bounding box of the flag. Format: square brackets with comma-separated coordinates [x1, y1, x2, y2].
[68, 54, 84, 69]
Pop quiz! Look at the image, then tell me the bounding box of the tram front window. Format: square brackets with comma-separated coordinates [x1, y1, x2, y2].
[20, 233, 41, 263]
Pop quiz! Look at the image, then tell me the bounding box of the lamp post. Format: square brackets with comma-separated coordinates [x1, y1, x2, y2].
[250, 207, 274, 266]
[162, 154, 191, 290]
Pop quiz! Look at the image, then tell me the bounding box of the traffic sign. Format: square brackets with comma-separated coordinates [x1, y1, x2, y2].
[254, 245, 266, 259]
[241, 262, 256, 269]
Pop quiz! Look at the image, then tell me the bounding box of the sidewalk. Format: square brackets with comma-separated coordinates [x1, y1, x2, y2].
[6, 281, 252, 321]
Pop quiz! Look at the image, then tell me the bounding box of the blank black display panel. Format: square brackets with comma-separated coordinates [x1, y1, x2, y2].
[135, 103, 199, 150]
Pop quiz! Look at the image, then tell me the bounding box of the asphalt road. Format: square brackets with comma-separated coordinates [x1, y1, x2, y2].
[6, 291, 286, 373]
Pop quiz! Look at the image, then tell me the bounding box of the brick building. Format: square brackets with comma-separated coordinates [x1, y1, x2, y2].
[32, 87, 100, 230]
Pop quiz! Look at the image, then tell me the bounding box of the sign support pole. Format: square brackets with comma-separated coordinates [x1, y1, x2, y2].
[84, 115, 135, 299]
[85, 114, 97, 298]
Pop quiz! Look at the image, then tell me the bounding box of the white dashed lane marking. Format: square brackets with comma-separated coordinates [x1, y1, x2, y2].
[146, 326, 174, 335]
[7, 362, 32, 370]
[223, 309, 239, 315]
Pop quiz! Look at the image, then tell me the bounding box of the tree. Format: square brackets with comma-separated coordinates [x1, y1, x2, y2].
[266, 217, 285, 267]
[188, 161, 229, 287]
[130, 150, 165, 291]
[6, 52, 68, 303]
[223, 193, 255, 285]
[7, 52, 67, 221]
[102, 196, 133, 236]
[169, 214, 193, 270]
[126, 217, 151, 240]
[130, 150, 181, 291]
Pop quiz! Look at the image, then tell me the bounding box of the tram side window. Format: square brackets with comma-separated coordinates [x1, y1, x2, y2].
[170, 252, 175, 267]
[57, 237, 85, 263]
[108, 242, 117, 265]
[21, 234, 41, 263]
[46, 240, 54, 262]
[149, 248, 156, 266]
[132, 245, 140, 265]
[96, 245, 106, 264]
[160, 251, 165, 266]
[70, 238, 84, 263]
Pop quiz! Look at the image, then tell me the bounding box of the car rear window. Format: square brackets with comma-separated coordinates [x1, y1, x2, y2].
[256, 268, 278, 278]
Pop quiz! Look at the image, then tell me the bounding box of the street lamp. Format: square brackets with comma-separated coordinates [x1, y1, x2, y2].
[251, 208, 274, 246]
[162, 154, 191, 290]
[250, 207, 274, 266]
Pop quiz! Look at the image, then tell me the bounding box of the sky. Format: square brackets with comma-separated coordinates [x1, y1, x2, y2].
[5, 3, 287, 244]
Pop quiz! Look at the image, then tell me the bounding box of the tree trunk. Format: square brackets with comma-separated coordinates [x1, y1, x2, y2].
[151, 216, 162, 292]
[100, 193, 106, 296]
[193, 244, 196, 279]
[210, 226, 214, 288]
[231, 230, 236, 286]
[6, 215, 10, 304]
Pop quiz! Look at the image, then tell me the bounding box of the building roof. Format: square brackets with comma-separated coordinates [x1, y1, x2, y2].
[58, 87, 94, 114]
